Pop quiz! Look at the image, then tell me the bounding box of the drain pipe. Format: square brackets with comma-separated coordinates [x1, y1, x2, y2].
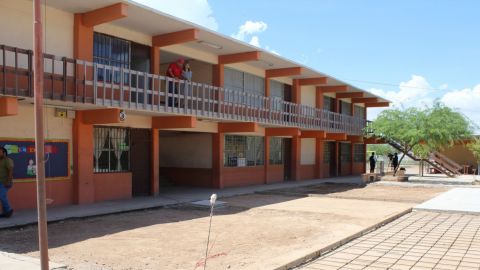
[204, 194, 217, 270]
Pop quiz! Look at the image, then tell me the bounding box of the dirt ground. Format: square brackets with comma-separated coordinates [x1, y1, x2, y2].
[0, 184, 449, 270]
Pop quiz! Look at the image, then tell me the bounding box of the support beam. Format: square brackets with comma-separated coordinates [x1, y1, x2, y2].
[218, 122, 258, 133]
[347, 135, 364, 143]
[364, 137, 386, 144]
[298, 77, 328, 86]
[82, 108, 123, 124]
[0, 97, 18, 116]
[265, 128, 301, 137]
[325, 132, 347, 141]
[266, 67, 302, 78]
[81, 3, 128, 27]
[351, 97, 378, 104]
[317, 85, 348, 93]
[152, 29, 199, 47]
[218, 51, 261, 64]
[152, 116, 196, 129]
[300, 130, 326, 139]
[365, 102, 390, 108]
[336, 92, 364, 99]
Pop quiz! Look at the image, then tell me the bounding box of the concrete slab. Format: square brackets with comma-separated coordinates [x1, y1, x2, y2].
[415, 188, 480, 214]
[408, 174, 477, 185]
[0, 252, 66, 270]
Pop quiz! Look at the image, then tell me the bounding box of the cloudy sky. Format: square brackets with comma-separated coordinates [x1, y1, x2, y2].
[132, 0, 479, 126]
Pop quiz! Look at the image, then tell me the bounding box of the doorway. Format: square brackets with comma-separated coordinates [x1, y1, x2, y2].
[130, 129, 151, 196]
[283, 138, 292, 181]
[328, 142, 337, 177]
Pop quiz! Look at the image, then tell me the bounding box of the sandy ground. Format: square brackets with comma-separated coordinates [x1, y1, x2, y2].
[0, 184, 449, 270]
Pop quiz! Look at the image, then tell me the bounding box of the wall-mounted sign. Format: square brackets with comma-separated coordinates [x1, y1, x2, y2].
[1, 139, 70, 181]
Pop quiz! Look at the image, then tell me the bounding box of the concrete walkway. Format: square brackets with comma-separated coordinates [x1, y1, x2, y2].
[0, 252, 66, 270]
[0, 176, 362, 230]
[415, 188, 480, 214]
[408, 174, 478, 185]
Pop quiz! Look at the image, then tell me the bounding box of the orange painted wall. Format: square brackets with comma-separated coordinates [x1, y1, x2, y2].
[321, 163, 331, 178]
[299, 165, 316, 180]
[266, 165, 283, 184]
[223, 166, 264, 187]
[9, 180, 74, 210]
[340, 162, 352, 176]
[93, 173, 132, 202]
[161, 167, 213, 187]
[352, 162, 365, 175]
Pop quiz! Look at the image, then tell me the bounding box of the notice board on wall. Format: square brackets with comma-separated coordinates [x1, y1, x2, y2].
[0, 139, 70, 181]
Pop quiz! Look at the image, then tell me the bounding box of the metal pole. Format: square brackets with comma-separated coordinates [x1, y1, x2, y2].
[33, 0, 49, 269]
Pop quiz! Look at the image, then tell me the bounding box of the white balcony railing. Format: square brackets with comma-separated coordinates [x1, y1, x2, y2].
[0, 44, 366, 135]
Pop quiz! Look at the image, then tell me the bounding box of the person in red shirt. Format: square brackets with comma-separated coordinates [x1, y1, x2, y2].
[166, 58, 184, 106]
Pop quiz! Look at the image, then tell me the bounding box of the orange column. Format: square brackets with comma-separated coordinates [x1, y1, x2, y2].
[73, 14, 93, 61]
[151, 46, 160, 75]
[212, 64, 224, 87]
[265, 136, 270, 184]
[291, 136, 301, 181]
[212, 133, 224, 188]
[72, 111, 95, 204]
[315, 90, 324, 178]
[151, 128, 159, 195]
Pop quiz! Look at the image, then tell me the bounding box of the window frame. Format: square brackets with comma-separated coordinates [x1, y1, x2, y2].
[224, 135, 265, 167]
[93, 126, 131, 173]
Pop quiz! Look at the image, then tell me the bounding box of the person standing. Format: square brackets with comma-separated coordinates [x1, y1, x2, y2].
[392, 152, 399, 172]
[0, 147, 14, 218]
[369, 152, 377, 173]
[166, 58, 184, 106]
[181, 61, 193, 97]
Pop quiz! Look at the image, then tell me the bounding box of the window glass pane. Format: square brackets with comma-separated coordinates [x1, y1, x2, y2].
[341, 101, 352, 115]
[340, 143, 352, 162]
[324, 96, 332, 111]
[323, 142, 333, 164]
[93, 127, 130, 173]
[224, 135, 264, 167]
[354, 144, 366, 162]
[354, 105, 365, 119]
[269, 137, 283, 165]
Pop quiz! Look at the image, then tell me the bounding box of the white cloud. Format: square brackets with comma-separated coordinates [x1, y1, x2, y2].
[132, 0, 218, 30]
[231, 20, 280, 54]
[367, 75, 437, 120]
[439, 83, 449, 90]
[441, 84, 480, 127]
[232, 21, 268, 41]
[249, 36, 261, 47]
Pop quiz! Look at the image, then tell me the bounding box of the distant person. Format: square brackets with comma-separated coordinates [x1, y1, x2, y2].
[166, 58, 184, 106]
[392, 153, 399, 171]
[0, 147, 14, 218]
[369, 152, 377, 173]
[181, 60, 193, 96]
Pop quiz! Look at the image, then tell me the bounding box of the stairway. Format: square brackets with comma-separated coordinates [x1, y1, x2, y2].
[386, 139, 461, 178]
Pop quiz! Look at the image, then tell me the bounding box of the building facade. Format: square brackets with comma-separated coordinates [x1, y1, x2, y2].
[0, 0, 389, 210]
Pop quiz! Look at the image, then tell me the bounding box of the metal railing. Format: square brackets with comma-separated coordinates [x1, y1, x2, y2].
[0, 44, 366, 135]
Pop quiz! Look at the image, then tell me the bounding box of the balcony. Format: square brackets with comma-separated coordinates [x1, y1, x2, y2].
[0, 44, 366, 135]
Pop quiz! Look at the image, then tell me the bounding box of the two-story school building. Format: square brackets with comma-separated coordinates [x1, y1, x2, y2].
[0, 0, 389, 210]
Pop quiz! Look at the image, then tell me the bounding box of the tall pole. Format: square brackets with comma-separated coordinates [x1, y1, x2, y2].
[33, 0, 49, 269]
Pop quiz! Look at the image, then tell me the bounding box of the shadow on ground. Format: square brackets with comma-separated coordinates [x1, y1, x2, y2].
[0, 183, 363, 254]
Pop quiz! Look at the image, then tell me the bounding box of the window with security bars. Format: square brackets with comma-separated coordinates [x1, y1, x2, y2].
[93, 32, 131, 83]
[94, 127, 130, 173]
[354, 105, 366, 119]
[323, 96, 333, 111]
[224, 135, 264, 167]
[340, 143, 352, 162]
[353, 144, 366, 162]
[269, 137, 283, 165]
[323, 142, 334, 164]
[340, 101, 352, 115]
[224, 68, 265, 107]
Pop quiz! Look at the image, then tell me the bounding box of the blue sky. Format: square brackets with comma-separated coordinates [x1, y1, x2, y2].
[133, 0, 480, 124]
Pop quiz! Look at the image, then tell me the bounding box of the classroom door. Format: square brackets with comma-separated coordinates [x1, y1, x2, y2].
[130, 129, 151, 196]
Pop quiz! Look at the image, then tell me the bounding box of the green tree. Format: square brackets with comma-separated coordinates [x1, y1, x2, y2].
[467, 138, 480, 175]
[369, 102, 474, 176]
[367, 144, 396, 157]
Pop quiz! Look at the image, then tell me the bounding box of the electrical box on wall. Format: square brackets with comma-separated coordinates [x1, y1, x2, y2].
[55, 108, 67, 118]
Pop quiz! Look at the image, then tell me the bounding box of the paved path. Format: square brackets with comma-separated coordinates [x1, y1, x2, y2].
[0, 252, 66, 270]
[415, 188, 480, 214]
[298, 211, 480, 270]
[0, 176, 361, 229]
